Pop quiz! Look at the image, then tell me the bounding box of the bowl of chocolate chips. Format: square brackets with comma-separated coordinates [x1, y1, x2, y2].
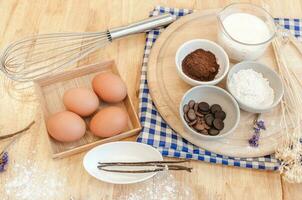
[175, 39, 229, 86]
[179, 85, 240, 140]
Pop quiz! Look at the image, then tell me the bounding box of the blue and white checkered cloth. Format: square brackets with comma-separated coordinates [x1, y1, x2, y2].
[137, 6, 302, 170]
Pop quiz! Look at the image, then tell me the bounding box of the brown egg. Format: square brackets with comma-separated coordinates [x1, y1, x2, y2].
[92, 72, 127, 103]
[63, 88, 99, 117]
[47, 111, 86, 142]
[89, 106, 128, 137]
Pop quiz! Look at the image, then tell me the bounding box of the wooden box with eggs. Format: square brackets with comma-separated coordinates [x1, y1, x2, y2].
[34, 60, 141, 159]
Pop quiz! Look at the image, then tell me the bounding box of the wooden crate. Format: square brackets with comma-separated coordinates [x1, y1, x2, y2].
[34, 60, 141, 159]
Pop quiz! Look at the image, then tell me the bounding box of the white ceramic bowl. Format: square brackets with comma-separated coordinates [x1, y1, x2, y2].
[226, 61, 284, 113]
[179, 85, 240, 140]
[175, 39, 229, 86]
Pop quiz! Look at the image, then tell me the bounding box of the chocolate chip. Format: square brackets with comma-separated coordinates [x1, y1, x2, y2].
[195, 111, 204, 117]
[214, 111, 226, 120]
[194, 103, 198, 112]
[188, 119, 197, 126]
[194, 123, 205, 131]
[187, 109, 196, 121]
[205, 114, 214, 126]
[209, 128, 219, 136]
[184, 114, 190, 123]
[183, 104, 190, 113]
[200, 110, 210, 114]
[200, 129, 208, 135]
[205, 113, 213, 118]
[204, 123, 210, 130]
[210, 104, 222, 113]
[188, 100, 195, 109]
[198, 102, 209, 112]
[196, 117, 202, 123]
[213, 119, 224, 130]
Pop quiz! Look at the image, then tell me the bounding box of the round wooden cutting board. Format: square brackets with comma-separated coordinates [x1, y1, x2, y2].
[147, 10, 283, 158]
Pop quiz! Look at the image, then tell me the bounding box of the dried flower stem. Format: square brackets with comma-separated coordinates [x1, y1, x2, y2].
[273, 34, 302, 183]
[0, 121, 35, 155]
[0, 121, 35, 140]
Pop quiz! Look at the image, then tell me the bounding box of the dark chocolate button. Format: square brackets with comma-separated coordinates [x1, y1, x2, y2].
[184, 114, 190, 123]
[183, 104, 190, 113]
[210, 104, 222, 113]
[209, 128, 219, 136]
[200, 129, 208, 135]
[194, 123, 205, 131]
[214, 111, 226, 120]
[194, 103, 198, 112]
[204, 123, 210, 130]
[188, 100, 195, 109]
[187, 109, 196, 121]
[200, 110, 210, 114]
[205, 114, 214, 126]
[195, 111, 204, 117]
[198, 102, 209, 112]
[205, 113, 213, 119]
[188, 119, 197, 126]
[213, 119, 224, 130]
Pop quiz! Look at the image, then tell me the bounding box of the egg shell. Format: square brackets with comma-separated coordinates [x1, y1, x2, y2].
[89, 106, 128, 137]
[63, 88, 99, 117]
[92, 72, 127, 103]
[47, 111, 86, 142]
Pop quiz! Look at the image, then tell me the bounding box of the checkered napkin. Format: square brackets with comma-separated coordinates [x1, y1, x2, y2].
[137, 6, 302, 170]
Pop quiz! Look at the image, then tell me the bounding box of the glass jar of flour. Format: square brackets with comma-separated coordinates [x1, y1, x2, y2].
[217, 3, 276, 62]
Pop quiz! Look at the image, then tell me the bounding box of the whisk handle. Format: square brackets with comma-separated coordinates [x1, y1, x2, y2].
[108, 13, 176, 40]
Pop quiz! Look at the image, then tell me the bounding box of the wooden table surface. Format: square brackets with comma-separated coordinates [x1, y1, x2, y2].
[0, 0, 302, 199]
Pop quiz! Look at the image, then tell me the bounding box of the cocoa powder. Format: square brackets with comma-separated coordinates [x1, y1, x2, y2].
[182, 49, 219, 81]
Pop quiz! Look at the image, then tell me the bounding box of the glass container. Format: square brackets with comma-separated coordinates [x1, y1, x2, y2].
[217, 3, 276, 62]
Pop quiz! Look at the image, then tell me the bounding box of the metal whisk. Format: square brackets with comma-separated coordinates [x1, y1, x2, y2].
[0, 14, 175, 82]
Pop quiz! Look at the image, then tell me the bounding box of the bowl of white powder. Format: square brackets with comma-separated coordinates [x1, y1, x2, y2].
[227, 61, 283, 113]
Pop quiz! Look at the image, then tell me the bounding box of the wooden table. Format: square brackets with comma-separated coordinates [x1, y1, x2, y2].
[0, 0, 301, 199]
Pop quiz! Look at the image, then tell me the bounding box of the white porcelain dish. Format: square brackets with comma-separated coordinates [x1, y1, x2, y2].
[175, 39, 229, 86]
[179, 85, 240, 140]
[83, 141, 163, 184]
[226, 61, 284, 113]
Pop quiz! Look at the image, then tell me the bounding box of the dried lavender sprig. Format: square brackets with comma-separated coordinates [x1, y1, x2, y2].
[249, 115, 265, 147]
[249, 133, 260, 147]
[0, 152, 9, 172]
[0, 121, 35, 173]
[256, 120, 266, 130]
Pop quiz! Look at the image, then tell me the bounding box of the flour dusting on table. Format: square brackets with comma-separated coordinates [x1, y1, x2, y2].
[118, 170, 193, 200]
[4, 160, 68, 200]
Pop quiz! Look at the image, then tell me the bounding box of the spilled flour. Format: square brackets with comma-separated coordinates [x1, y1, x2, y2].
[2, 156, 191, 199]
[118, 170, 194, 200]
[3, 160, 68, 200]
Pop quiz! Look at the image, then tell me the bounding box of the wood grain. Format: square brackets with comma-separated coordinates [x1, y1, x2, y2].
[0, 0, 301, 199]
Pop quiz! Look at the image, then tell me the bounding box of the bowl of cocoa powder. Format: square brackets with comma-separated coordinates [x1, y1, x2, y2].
[175, 39, 229, 86]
